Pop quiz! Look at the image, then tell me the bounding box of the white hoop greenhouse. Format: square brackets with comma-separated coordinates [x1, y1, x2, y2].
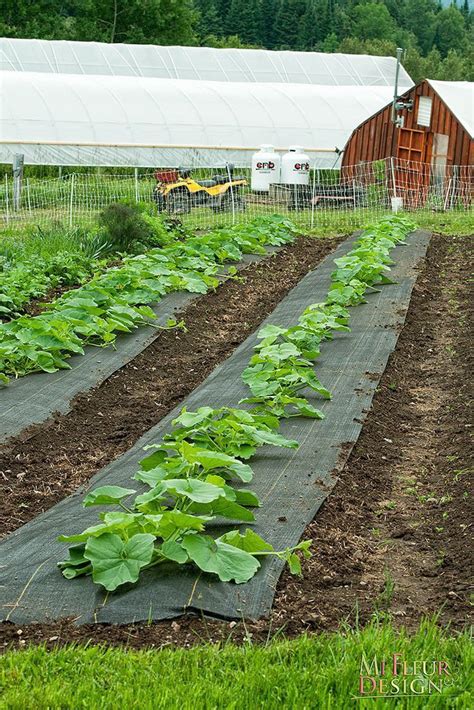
[0, 71, 395, 168]
[0, 38, 413, 88]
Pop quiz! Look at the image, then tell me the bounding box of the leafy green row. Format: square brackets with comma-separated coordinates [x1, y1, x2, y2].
[0, 251, 105, 320]
[0, 215, 297, 384]
[241, 215, 417, 417]
[58, 215, 416, 593]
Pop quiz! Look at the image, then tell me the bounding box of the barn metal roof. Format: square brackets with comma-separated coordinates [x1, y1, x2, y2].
[427, 80, 474, 138]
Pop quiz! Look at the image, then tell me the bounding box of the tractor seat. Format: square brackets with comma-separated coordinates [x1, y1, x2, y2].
[196, 179, 217, 188]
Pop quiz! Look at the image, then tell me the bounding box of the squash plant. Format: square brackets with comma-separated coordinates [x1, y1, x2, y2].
[0, 215, 297, 384]
[59, 215, 415, 592]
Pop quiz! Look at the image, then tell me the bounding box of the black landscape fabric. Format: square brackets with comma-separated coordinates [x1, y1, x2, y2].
[0, 230, 431, 625]
[0, 251, 273, 443]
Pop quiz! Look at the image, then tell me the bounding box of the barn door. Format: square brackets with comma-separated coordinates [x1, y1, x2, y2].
[395, 128, 430, 207]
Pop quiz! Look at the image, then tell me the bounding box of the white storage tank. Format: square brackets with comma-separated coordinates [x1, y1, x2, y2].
[281, 146, 311, 185]
[251, 145, 281, 191]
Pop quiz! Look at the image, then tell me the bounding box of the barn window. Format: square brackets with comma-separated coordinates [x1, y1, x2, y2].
[417, 96, 432, 127]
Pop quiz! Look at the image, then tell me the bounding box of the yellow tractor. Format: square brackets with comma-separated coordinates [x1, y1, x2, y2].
[153, 165, 247, 214]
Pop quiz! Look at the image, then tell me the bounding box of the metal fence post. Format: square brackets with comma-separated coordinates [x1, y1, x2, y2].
[26, 177, 32, 216]
[310, 167, 316, 230]
[134, 168, 139, 203]
[13, 154, 24, 211]
[69, 173, 75, 228]
[390, 156, 397, 198]
[226, 163, 236, 226]
[4, 174, 10, 225]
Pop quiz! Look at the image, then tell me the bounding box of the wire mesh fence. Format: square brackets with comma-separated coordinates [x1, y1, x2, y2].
[1, 158, 472, 234]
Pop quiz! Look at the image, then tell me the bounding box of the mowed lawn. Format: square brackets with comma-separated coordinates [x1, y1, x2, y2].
[1, 619, 472, 709]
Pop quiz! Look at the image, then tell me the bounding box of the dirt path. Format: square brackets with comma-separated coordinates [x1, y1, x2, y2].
[0, 236, 341, 538]
[1, 233, 472, 650]
[272, 233, 473, 634]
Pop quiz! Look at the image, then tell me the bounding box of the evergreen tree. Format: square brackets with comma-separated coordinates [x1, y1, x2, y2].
[298, 0, 322, 49]
[319, 31, 339, 52]
[196, 0, 223, 39]
[438, 47, 468, 78]
[225, 0, 262, 45]
[273, 0, 308, 48]
[259, 0, 279, 48]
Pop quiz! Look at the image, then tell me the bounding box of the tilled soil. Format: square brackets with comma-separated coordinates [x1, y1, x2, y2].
[0, 236, 341, 538]
[1, 232, 472, 650]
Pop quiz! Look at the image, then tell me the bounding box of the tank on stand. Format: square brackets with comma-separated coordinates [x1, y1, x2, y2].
[251, 145, 281, 192]
[280, 146, 311, 210]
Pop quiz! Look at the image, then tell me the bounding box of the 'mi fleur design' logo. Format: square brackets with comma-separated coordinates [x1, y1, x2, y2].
[355, 653, 454, 699]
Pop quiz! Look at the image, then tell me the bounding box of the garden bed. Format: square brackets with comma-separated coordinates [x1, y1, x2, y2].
[0, 235, 341, 537]
[0, 224, 433, 630]
[1, 232, 471, 648]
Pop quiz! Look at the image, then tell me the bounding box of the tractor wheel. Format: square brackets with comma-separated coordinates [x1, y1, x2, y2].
[153, 190, 166, 213]
[167, 192, 191, 215]
[211, 192, 246, 213]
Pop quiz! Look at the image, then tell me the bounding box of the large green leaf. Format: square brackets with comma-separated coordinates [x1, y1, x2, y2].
[172, 407, 214, 428]
[133, 465, 169, 488]
[160, 539, 189, 564]
[218, 528, 274, 553]
[58, 513, 144, 543]
[146, 510, 210, 538]
[181, 535, 260, 584]
[84, 533, 155, 591]
[163, 478, 227, 503]
[240, 424, 298, 449]
[83, 485, 136, 507]
[194, 450, 254, 482]
[190, 498, 255, 522]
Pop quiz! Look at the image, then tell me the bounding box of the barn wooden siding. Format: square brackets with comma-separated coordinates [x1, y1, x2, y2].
[342, 80, 474, 168]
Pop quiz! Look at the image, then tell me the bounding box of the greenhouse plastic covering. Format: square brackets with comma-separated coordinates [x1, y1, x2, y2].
[0, 38, 413, 88]
[0, 71, 394, 167]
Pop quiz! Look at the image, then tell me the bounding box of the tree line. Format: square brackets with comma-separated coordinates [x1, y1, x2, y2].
[1, 0, 472, 82]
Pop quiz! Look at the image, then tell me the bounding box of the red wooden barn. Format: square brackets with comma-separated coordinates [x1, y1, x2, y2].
[341, 79, 473, 207]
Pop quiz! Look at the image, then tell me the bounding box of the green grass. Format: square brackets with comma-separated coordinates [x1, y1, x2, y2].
[1, 619, 472, 709]
[412, 210, 474, 236]
[2, 204, 472, 245]
[0, 224, 98, 263]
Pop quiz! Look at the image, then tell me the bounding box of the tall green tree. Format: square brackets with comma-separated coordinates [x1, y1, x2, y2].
[259, 0, 279, 48]
[434, 5, 468, 54]
[351, 2, 397, 41]
[225, 0, 262, 44]
[401, 0, 438, 53]
[273, 0, 308, 48]
[196, 0, 224, 39]
[298, 0, 323, 49]
[0, 0, 198, 44]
